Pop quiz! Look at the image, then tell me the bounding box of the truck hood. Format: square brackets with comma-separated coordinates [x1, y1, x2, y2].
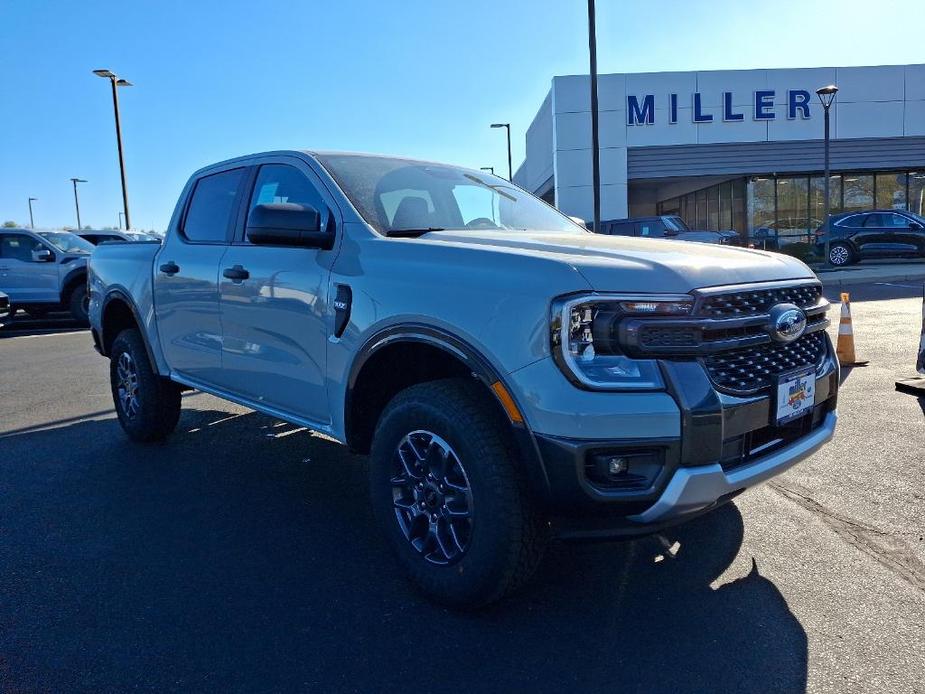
[423, 230, 815, 292]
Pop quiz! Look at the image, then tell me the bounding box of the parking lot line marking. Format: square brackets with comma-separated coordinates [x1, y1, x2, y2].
[3, 330, 90, 340]
[874, 282, 922, 289]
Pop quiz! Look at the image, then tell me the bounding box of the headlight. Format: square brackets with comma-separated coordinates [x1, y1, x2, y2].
[550, 294, 693, 390]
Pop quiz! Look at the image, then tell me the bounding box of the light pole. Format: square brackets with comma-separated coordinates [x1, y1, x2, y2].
[490, 123, 512, 181]
[70, 178, 87, 229]
[118, 211, 125, 230]
[28, 197, 37, 228]
[93, 69, 133, 230]
[816, 84, 838, 264]
[587, 0, 601, 234]
[480, 166, 495, 175]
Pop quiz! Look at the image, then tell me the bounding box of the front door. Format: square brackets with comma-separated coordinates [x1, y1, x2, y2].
[217, 160, 338, 424]
[0, 232, 59, 303]
[153, 167, 246, 386]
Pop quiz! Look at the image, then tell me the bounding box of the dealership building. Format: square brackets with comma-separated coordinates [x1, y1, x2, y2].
[513, 64, 925, 241]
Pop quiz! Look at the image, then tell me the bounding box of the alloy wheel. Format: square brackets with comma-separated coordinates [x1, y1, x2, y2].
[116, 351, 140, 419]
[830, 245, 850, 266]
[390, 430, 474, 565]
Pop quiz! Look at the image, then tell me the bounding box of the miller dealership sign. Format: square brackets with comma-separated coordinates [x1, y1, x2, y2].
[627, 90, 814, 125]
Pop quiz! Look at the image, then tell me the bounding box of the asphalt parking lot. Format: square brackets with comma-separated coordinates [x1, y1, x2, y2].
[1, 282, 923, 693]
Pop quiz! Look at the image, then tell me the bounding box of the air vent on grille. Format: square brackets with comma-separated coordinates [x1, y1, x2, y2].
[702, 331, 826, 394]
[699, 284, 822, 318]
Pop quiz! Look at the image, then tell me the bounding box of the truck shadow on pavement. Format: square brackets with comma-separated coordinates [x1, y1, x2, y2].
[0, 407, 807, 693]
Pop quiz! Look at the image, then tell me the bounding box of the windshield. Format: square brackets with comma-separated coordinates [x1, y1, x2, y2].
[126, 232, 157, 241]
[906, 211, 925, 225]
[664, 216, 690, 232]
[37, 231, 94, 254]
[315, 154, 586, 236]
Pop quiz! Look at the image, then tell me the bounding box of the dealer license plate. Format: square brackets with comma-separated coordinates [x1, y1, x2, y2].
[776, 367, 815, 425]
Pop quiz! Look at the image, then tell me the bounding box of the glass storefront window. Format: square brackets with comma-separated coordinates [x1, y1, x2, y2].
[876, 172, 907, 209]
[910, 172, 925, 217]
[707, 186, 719, 230]
[732, 179, 746, 234]
[810, 175, 842, 227]
[695, 189, 706, 228]
[718, 181, 731, 229]
[749, 177, 775, 235]
[843, 174, 874, 212]
[776, 177, 810, 244]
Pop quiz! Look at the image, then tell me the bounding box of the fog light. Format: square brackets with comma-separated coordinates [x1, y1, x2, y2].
[608, 457, 628, 475]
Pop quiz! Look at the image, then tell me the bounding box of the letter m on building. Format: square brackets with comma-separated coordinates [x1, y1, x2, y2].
[627, 94, 655, 125]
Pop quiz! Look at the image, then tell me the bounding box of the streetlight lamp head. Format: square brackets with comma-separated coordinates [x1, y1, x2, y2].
[93, 69, 115, 78]
[490, 123, 509, 128]
[29, 197, 37, 201]
[816, 84, 839, 108]
[116, 79, 133, 87]
[71, 178, 88, 184]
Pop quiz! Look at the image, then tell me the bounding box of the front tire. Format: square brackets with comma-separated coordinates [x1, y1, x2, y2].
[369, 378, 547, 609]
[110, 329, 181, 442]
[68, 284, 89, 322]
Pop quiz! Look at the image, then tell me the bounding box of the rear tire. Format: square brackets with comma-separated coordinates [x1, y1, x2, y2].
[68, 284, 89, 323]
[110, 329, 181, 442]
[369, 378, 547, 609]
[828, 242, 854, 266]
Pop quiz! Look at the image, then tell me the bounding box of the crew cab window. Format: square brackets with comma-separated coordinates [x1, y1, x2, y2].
[639, 221, 666, 237]
[0, 234, 43, 262]
[249, 164, 327, 220]
[183, 168, 245, 243]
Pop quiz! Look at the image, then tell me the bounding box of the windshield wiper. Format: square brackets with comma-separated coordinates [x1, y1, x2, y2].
[385, 227, 447, 238]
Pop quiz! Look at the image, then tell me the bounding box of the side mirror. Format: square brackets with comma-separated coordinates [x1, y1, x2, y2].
[910, 222, 923, 230]
[246, 203, 332, 248]
[32, 248, 54, 262]
[663, 228, 679, 237]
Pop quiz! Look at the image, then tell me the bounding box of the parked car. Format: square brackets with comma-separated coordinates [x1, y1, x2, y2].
[815, 210, 925, 266]
[77, 229, 161, 245]
[599, 215, 742, 245]
[0, 228, 92, 321]
[89, 151, 838, 607]
[0, 291, 10, 327]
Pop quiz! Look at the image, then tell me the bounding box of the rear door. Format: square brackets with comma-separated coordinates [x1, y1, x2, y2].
[153, 166, 246, 386]
[0, 232, 59, 303]
[216, 158, 339, 424]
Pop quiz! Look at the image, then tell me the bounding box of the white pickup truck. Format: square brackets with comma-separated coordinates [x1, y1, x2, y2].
[88, 150, 839, 607]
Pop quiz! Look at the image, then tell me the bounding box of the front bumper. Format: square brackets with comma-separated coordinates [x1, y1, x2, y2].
[514, 334, 839, 539]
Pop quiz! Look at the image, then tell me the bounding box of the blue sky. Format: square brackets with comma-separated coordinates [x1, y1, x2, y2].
[1, 0, 923, 231]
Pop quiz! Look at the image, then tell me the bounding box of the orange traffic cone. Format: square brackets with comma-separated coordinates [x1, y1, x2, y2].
[836, 292, 868, 367]
[896, 285, 925, 396]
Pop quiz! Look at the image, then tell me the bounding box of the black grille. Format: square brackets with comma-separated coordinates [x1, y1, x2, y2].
[698, 284, 822, 318]
[639, 326, 698, 348]
[703, 331, 826, 394]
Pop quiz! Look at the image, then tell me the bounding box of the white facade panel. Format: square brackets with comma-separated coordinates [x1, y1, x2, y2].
[834, 65, 905, 103]
[837, 100, 904, 139]
[905, 64, 925, 101]
[905, 100, 925, 137]
[696, 117, 768, 144]
[766, 68, 837, 104]
[626, 108, 697, 146]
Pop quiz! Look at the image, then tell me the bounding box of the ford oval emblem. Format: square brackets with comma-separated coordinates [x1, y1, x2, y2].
[768, 303, 807, 343]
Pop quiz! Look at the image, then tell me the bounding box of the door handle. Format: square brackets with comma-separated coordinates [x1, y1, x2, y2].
[159, 261, 180, 275]
[223, 265, 250, 282]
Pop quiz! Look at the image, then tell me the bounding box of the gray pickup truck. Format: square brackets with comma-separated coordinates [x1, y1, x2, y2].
[88, 151, 839, 607]
[0, 228, 94, 321]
